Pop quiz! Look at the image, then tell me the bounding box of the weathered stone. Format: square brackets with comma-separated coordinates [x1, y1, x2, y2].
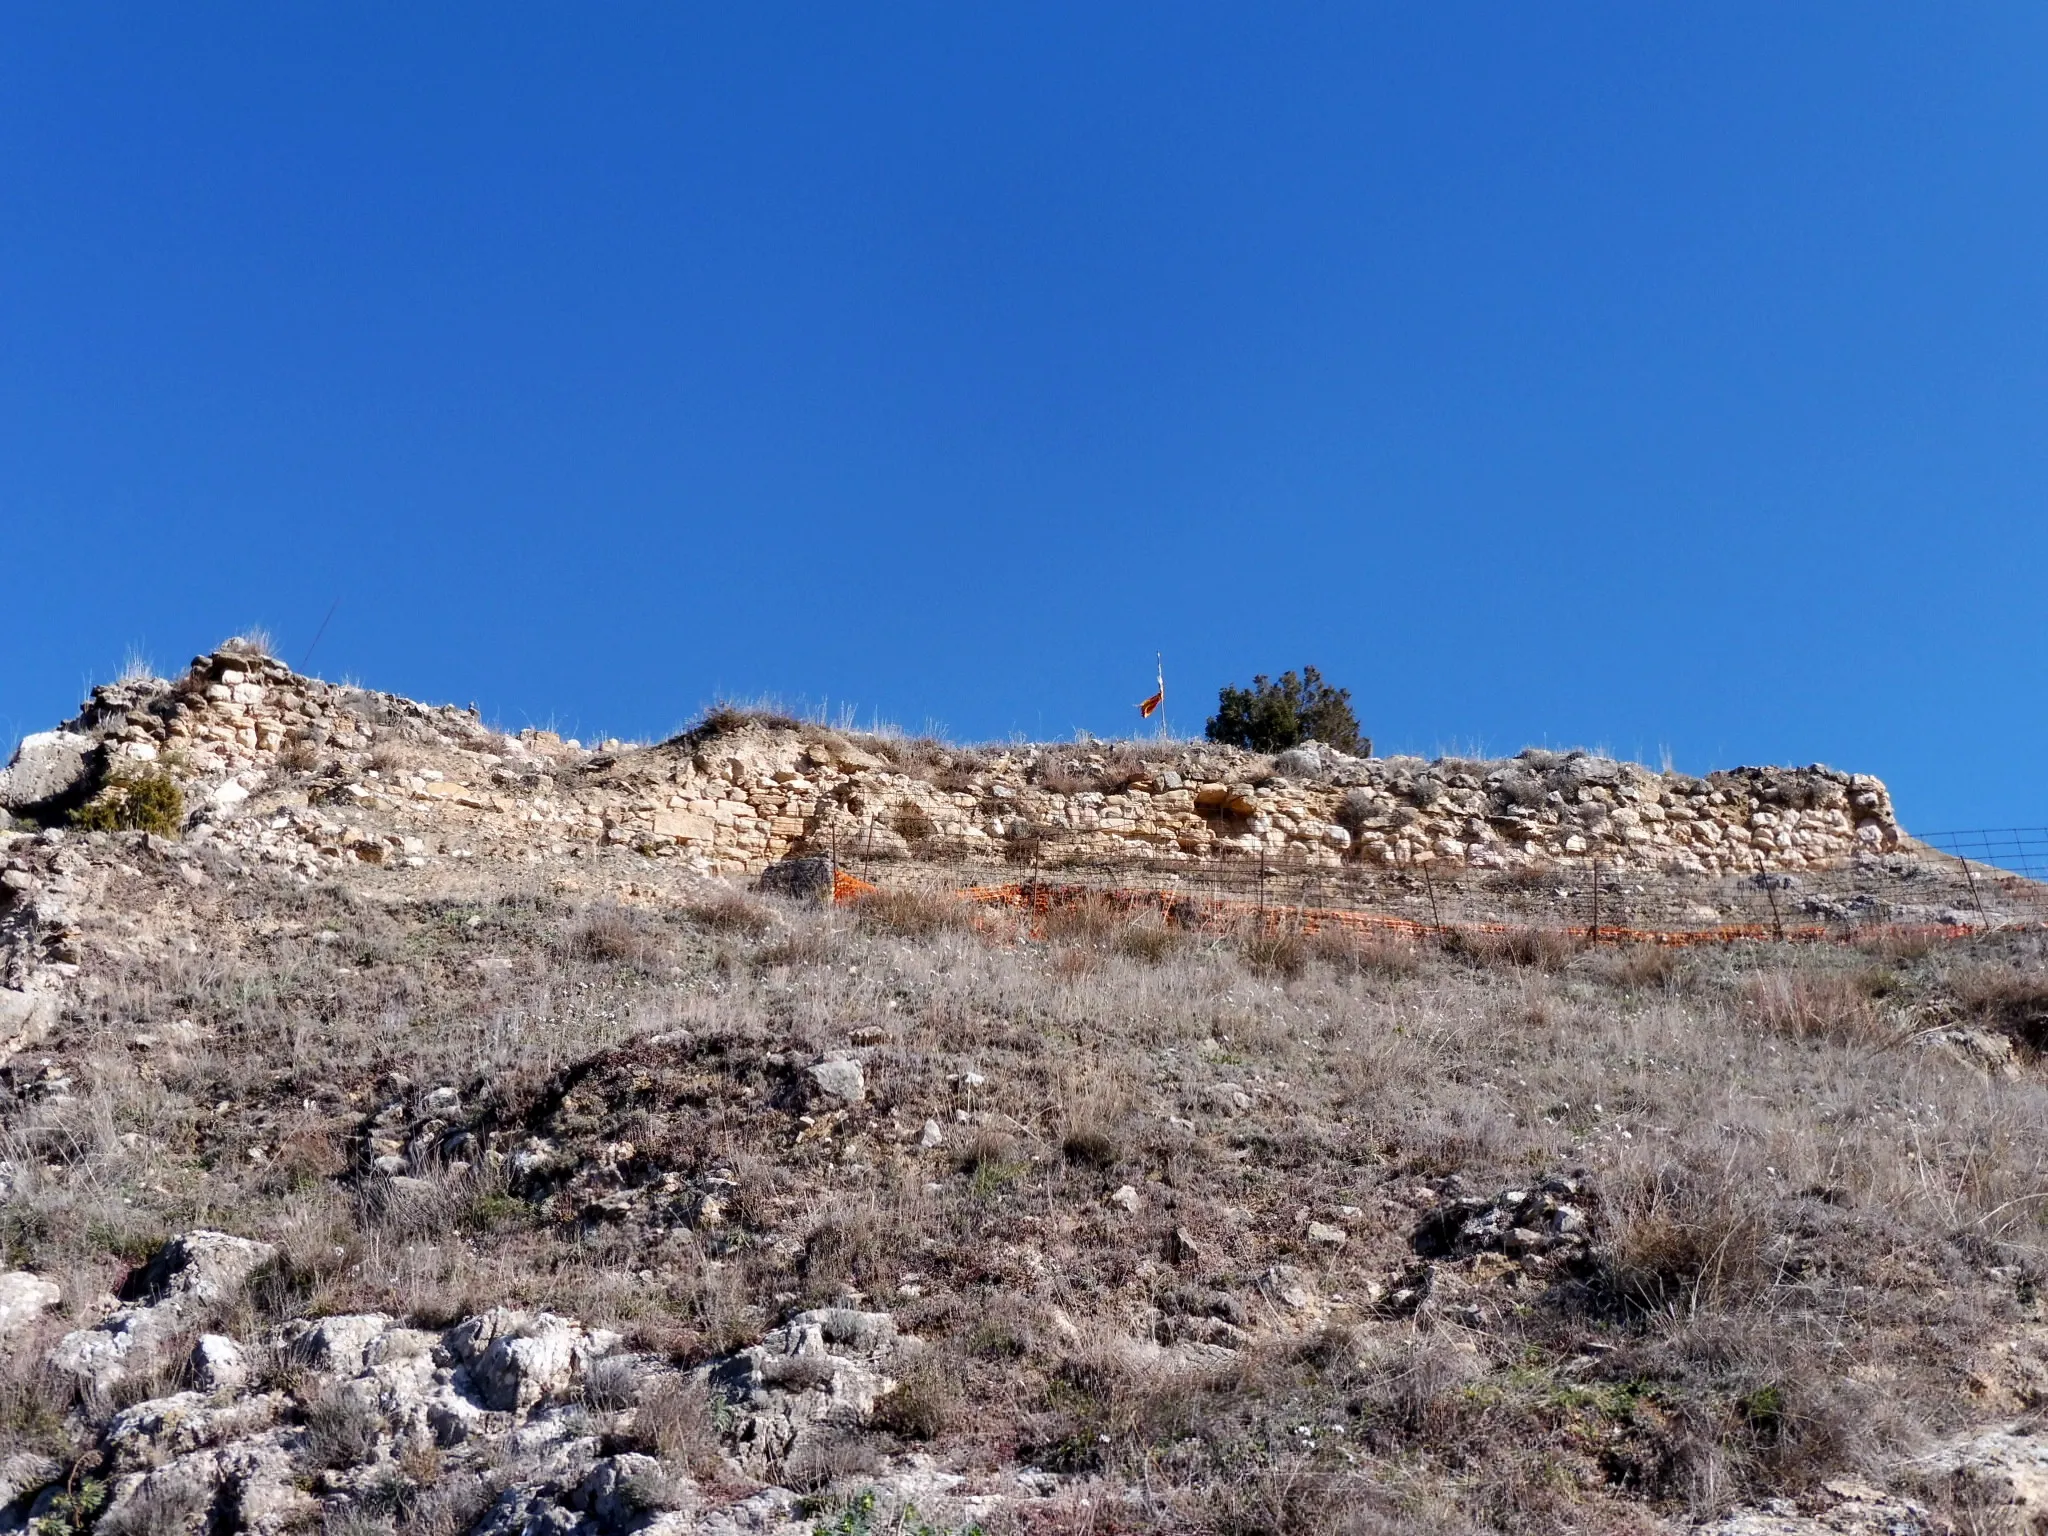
[189, 1333, 248, 1393]
[0, 1270, 59, 1341]
[49, 1230, 277, 1394]
[0, 731, 95, 817]
[0, 988, 56, 1057]
[757, 856, 834, 902]
[806, 1056, 865, 1104]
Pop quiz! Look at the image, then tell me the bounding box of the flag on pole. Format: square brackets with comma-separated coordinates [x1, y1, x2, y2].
[1138, 655, 1165, 719]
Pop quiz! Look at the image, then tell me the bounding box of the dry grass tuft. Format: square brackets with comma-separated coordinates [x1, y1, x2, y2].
[871, 1351, 958, 1441]
[1450, 925, 1577, 972]
[1741, 970, 1896, 1046]
[1591, 942, 1684, 991]
[1954, 964, 2048, 1052]
[682, 892, 774, 937]
[850, 889, 973, 938]
[1041, 896, 1183, 964]
[1237, 927, 1307, 977]
[624, 1377, 725, 1478]
[1305, 925, 1422, 978]
[566, 902, 660, 966]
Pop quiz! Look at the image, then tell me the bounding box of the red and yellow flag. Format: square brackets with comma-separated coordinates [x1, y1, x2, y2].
[1137, 657, 1164, 719]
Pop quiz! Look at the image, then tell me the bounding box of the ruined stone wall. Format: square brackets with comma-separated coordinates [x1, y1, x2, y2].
[7, 649, 1902, 882]
[589, 730, 1899, 878]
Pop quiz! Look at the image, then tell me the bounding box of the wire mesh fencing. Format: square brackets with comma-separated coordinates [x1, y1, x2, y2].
[1917, 829, 2048, 881]
[818, 825, 2048, 947]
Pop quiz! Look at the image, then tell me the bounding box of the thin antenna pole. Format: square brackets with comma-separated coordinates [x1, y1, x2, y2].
[298, 600, 340, 674]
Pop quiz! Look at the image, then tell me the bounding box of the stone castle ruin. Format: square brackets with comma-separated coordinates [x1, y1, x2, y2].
[1, 644, 1901, 884]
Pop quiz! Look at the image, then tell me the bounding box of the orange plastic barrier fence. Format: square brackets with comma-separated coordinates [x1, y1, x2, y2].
[838, 874, 1982, 950]
[832, 869, 880, 902]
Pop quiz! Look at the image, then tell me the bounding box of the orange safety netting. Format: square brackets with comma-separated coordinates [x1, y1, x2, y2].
[832, 869, 880, 902]
[839, 874, 1980, 949]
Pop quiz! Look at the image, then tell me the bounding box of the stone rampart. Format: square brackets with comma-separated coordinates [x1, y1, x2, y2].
[5, 648, 1902, 881]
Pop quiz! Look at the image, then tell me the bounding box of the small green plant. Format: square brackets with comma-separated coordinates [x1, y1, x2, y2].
[1739, 1381, 1787, 1445]
[71, 765, 184, 836]
[31, 1477, 107, 1536]
[811, 1490, 986, 1536]
[1205, 666, 1363, 754]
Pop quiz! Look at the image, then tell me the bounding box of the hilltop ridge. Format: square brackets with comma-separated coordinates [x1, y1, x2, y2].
[6, 643, 2045, 1536]
[3, 644, 1901, 884]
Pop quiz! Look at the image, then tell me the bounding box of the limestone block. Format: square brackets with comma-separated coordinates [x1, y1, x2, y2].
[653, 811, 715, 843]
[0, 731, 95, 815]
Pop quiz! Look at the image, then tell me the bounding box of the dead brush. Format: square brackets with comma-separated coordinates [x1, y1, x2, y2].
[681, 892, 773, 938]
[890, 801, 938, 849]
[1305, 924, 1421, 979]
[1040, 893, 1126, 947]
[799, 1204, 888, 1299]
[872, 1351, 958, 1440]
[1449, 925, 1577, 972]
[1591, 943, 1684, 992]
[1031, 748, 1150, 796]
[1237, 924, 1307, 977]
[1485, 862, 1563, 895]
[1855, 926, 1940, 963]
[1059, 1077, 1129, 1169]
[752, 920, 844, 969]
[1953, 964, 2048, 1052]
[566, 903, 659, 966]
[1597, 1163, 1775, 1320]
[1740, 970, 1897, 1047]
[1041, 895, 1182, 964]
[0, 1346, 80, 1461]
[850, 888, 973, 938]
[1114, 912, 1182, 963]
[302, 1382, 387, 1468]
[623, 1377, 724, 1477]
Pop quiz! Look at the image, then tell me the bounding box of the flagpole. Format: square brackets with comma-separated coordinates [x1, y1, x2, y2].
[1137, 652, 1168, 742]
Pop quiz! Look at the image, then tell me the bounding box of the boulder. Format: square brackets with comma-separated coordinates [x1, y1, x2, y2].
[0, 989, 57, 1058]
[48, 1231, 276, 1395]
[130, 1230, 278, 1308]
[1929, 1426, 2048, 1520]
[282, 1312, 394, 1374]
[0, 1270, 59, 1341]
[446, 1308, 617, 1414]
[699, 1308, 900, 1478]
[0, 1453, 61, 1511]
[1697, 1481, 1937, 1535]
[189, 1334, 248, 1393]
[806, 1056, 865, 1104]
[0, 732, 96, 819]
[757, 856, 835, 902]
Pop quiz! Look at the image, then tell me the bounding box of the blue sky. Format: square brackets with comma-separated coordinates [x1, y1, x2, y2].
[3, 6, 2044, 833]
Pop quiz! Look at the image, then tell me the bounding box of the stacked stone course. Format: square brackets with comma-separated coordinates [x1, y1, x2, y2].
[16, 649, 1902, 881]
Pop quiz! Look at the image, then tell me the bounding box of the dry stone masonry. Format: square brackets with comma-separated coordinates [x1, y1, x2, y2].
[1, 646, 1903, 886]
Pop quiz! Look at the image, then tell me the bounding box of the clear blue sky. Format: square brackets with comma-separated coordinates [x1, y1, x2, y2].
[3, 6, 2044, 833]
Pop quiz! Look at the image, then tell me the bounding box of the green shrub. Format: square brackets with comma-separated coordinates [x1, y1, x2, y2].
[71, 766, 185, 836]
[1204, 666, 1363, 754]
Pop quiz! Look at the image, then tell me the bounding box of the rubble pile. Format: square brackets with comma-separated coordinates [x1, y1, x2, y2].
[1, 1233, 1004, 1536]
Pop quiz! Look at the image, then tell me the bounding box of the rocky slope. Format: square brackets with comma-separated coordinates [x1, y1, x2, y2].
[4, 642, 2047, 1536]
